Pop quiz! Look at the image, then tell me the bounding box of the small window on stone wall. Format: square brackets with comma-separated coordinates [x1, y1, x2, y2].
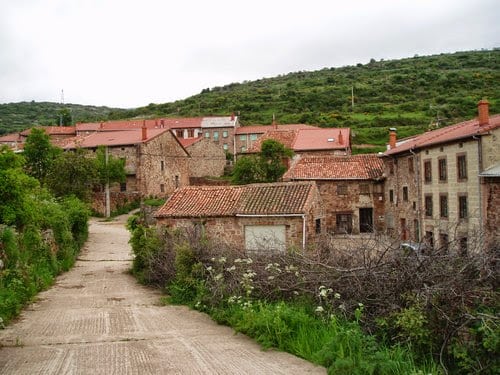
[337, 184, 348, 195]
[359, 184, 370, 195]
[160, 184, 165, 193]
[315, 218, 321, 234]
[120, 183, 126, 192]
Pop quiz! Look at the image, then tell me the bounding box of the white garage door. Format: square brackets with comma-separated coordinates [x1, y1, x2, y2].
[244, 225, 286, 253]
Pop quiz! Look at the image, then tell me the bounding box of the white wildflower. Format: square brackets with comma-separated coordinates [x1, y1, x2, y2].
[334, 292, 341, 299]
[214, 273, 223, 281]
[315, 306, 324, 313]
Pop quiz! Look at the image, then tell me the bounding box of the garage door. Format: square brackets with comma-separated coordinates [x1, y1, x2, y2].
[245, 225, 286, 253]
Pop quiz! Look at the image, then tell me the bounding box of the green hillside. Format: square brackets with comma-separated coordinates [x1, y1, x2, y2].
[0, 101, 127, 135]
[1, 50, 499, 150]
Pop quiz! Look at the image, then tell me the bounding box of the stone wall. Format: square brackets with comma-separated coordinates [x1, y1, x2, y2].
[186, 138, 226, 178]
[91, 191, 140, 216]
[484, 177, 500, 250]
[316, 180, 384, 235]
[157, 214, 322, 254]
[137, 131, 190, 198]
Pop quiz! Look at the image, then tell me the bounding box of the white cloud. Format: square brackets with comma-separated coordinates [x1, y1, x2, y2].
[0, 0, 498, 108]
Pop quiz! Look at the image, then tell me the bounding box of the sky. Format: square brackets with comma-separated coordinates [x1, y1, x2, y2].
[0, 0, 498, 108]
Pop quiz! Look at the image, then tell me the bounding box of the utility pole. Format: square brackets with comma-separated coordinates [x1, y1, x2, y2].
[105, 146, 111, 218]
[351, 85, 354, 109]
[59, 89, 64, 126]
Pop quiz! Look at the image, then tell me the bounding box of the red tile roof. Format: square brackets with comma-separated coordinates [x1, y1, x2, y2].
[283, 154, 385, 180]
[0, 133, 22, 142]
[21, 126, 76, 136]
[75, 116, 237, 132]
[247, 127, 350, 153]
[178, 137, 203, 148]
[384, 114, 500, 156]
[63, 128, 172, 149]
[293, 128, 350, 151]
[155, 182, 317, 218]
[235, 124, 315, 135]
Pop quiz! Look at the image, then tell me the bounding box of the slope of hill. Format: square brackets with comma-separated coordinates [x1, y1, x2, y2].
[0, 102, 128, 135]
[1, 50, 498, 150]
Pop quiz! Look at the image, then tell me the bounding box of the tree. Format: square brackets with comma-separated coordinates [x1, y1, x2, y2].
[95, 146, 126, 217]
[260, 139, 293, 182]
[46, 148, 97, 201]
[23, 128, 61, 184]
[0, 146, 39, 228]
[231, 139, 293, 185]
[56, 108, 73, 126]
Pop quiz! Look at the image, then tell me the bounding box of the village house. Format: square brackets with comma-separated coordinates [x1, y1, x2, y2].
[76, 115, 239, 154]
[64, 125, 190, 214]
[283, 154, 385, 235]
[243, 126, 351, 157]
[178, 137, 227, 181]
[383, 100, 500, 254]
[155, 182, 325, 253]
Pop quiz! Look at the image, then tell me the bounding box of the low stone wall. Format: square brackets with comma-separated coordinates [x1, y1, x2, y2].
[92, 191, 140, 216]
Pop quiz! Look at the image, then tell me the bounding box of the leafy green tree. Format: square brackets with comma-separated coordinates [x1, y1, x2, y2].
[95, 146, 126, 187]
[231, 139, 293, 184]
[46, 148, 98, 201]
[0, 146, 39, 228]
[23, 128, 61, 184]
[56, 108, 73, 126]
[260, 139, 293, 182]
[231, 155, 263, 185]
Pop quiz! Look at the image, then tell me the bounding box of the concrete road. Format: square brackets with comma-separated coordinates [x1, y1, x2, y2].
[0, 216, 325, 374]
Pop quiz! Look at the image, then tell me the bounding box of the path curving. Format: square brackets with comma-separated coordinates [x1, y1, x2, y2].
[0, 215, 325, 374]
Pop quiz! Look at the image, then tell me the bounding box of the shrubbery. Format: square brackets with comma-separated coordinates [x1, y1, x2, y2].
[0, 147, 90, 325]
[128, 219, 498, 374]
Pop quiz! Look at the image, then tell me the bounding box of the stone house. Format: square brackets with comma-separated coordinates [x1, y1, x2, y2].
[283, 154, 385, 234]
[155, 182, 325, 253]
[64, 126, 190, 213]
[235, 123, 314, 153]
[243, 126, 351, 157]
[179, 137, 226, 180]
[383, 100, 500, 254]
[76, 115, 239, 163]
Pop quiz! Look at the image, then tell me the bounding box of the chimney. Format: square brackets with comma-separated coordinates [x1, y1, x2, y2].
[99, 122, 103, 130]
[338, 130, 344, 145]
[230, 112, 235, 121]
[478, 99, 489, 126]
[389, 128, 397, 149]
[142, 121, 147, 141]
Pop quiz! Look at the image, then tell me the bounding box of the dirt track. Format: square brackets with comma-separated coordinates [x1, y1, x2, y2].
[0, 216, 325, 374]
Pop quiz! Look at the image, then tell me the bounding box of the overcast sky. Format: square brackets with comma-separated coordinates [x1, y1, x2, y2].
[0, 0, 498, 108]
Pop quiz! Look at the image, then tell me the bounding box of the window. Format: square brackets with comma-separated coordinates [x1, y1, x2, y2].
[438, 157, 447, 182]
[389, 189, 394, 203]
[459, 236, 467, 255]
[458, 195, 468, 219]
[315, 218, 321, 234]
[408, 157, 414, 173]
[188, 129, 195, 137]
[176, 130, 183, 138]
[424, 160, 432, 183]
[336, 213, 353, 234]
[223, 143, 228, 150]
[239, 134, 247, 141]
[359, 184, 370, 195]
[120, 182, 126, 192]
[425, 231, 434, 250]
[222, 131, 228, 138]
[439, 194, 448, 218]
[425, 195, 433, 217]
[175, 175, 179, 188]
[160, 184, 165, 193]
[457, 154, 467, 180]
[439, 233, 449, 252]
[250, 134, 259, 141]
[241, 146, 247, 152]
[205, 132, 210, 138]
[213, 131, 219, 142]
[337, 184, 347, 195]
[160, 160, 164, 171]
[388, 160, 394, 175]
[402, 186, 408, 202]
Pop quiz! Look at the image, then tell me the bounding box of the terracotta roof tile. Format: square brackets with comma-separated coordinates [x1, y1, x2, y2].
[385, 114, 500, 155]
[235, 124, 315, 135]
[283, 154, 384, 180]
[178, 137, 203, 148]
[63, 128, 172, 149]
[21, 126, 76, 136]
[155, 182, 317, 218]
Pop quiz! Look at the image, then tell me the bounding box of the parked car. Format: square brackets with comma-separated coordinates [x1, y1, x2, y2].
[399, 241, 429, 257]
